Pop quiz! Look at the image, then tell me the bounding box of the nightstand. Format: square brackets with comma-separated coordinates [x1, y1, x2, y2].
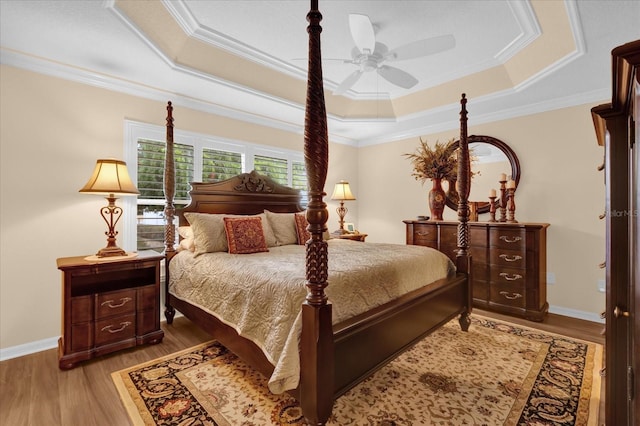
[334, 232, 368, 242]
[57, 251, 164, 369]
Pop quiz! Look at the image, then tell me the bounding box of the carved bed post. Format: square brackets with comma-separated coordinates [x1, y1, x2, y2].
[456, 94, 472, 331]
[299, 0, 334, 424]
[164, 101, 176, 324]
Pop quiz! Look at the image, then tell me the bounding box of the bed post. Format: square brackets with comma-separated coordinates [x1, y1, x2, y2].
[299, 1, 334, 424]
[163, 101, 176, 324]
[456, 94, 472, 331]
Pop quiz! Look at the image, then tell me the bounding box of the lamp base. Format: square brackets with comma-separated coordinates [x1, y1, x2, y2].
[96, 246, 127, 257]
[85, 252, 138, 262]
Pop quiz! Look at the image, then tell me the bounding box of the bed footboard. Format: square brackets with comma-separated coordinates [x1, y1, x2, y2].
[332, 273, 469, 396]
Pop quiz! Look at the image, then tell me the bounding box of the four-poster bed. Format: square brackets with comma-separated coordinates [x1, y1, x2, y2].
[161, 1, 473, 424]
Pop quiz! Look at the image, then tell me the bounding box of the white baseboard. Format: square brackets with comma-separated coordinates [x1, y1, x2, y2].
[0, 336, 58, 361]
[548, 305, 605, 324]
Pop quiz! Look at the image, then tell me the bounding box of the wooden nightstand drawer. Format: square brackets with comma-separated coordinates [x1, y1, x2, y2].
[96, 289, 136, 319]
[95, 314, 136, 346]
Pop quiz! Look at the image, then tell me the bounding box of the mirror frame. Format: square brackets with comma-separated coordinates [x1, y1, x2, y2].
[444, 135, 521, 214]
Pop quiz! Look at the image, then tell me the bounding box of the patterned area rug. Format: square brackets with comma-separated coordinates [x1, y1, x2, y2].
[112, 316, 602, 425]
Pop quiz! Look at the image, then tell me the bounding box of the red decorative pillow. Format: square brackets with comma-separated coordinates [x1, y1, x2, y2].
[223, 217, 269, 254]
[294, 213, 311, 245]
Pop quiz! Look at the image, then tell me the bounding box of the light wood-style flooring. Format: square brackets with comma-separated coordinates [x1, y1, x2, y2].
[0, 310, 604, 426]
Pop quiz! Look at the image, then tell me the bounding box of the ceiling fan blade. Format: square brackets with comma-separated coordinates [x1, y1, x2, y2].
[334, 70, 364, 95]
[386, 34, 456, 61]
[377, 65, 419, 89]
[349, 14, 376, 54]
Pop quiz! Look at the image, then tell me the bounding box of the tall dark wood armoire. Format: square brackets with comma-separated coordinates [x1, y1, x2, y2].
[591, 39, 639, 426]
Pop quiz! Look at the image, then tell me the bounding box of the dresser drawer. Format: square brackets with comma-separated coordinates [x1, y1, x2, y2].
[489, 228, 527, 251]
[489, 248, 526, 269]
[412, 224, 438, 245]
[490, 282, 526, 308]
[96, 289, 136, 319]
[490, 266, 526, 285]
[439, 225, 458, 246]
[95, 314, 136, 346]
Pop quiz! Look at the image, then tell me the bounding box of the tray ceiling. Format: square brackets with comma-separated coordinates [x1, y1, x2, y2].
[1, 0, 638, 145]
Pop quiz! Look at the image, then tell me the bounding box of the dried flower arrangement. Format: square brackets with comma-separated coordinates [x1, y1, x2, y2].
[403, 138, 457, 183]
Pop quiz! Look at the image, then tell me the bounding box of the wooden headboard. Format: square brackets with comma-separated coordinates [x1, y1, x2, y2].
[177, 170, 304, 226]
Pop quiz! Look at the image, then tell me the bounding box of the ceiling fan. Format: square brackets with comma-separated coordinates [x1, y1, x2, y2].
[333, 14, 456, 95]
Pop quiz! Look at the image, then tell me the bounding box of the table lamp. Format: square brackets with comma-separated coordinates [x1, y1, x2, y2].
[330, 180, 356, 234]
[79, 159, 139, 257]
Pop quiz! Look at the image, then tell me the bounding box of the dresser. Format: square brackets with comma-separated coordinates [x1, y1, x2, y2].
[57, 252, 164, 369]
[404, 220, 550, 321]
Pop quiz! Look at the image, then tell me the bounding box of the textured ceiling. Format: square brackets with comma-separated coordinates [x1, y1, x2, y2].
[1, 0, 639, 145]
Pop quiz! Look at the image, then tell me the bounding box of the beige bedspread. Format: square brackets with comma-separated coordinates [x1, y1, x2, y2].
[169, 239, 455, 393]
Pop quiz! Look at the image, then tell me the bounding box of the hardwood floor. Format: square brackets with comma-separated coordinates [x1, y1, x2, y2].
[0, 310, 604, 426]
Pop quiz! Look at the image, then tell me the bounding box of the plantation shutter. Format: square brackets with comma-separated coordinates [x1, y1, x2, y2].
[202, 147, 242, 182]
[254, 154, 288, 185]
[292, 160, 309, 207]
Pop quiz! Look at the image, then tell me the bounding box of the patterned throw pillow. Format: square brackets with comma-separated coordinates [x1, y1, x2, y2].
[223, 216, 269, 254]
[294, 213, 311, 245]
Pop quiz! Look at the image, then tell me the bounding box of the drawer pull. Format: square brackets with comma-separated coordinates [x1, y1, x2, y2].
[499, 236, 522, 243]
[101, 321, 132, 334]
[499, 291, 523, 300]
[416, 231, 431, 236]
[101, 297, 132, 309]
[598, 261, 606, 269]
[499, 272, 523, 281]
[499, 254, 522, 262]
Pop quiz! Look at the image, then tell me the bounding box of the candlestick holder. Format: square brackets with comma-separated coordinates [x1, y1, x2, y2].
[488, 196, 498, 222]
[498, 179, 507, 222]
[507, 187, 518, 223]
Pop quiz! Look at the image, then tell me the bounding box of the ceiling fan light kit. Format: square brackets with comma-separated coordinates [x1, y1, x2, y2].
[334, 13, 456, 95]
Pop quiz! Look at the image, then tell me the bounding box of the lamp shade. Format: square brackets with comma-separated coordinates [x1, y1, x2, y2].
[79, 159, 139, 195]
[331, 180, 355, 201]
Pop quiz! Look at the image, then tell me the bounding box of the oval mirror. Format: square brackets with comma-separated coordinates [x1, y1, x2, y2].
[444, 135, 520, 214]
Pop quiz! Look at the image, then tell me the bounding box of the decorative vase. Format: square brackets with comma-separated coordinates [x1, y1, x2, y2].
[429, 178, 446, 221]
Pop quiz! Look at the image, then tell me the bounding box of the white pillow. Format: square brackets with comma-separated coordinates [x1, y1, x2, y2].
[184, 212, 227, 255]
[177, 226, 195, 252]
[264, 210, 298, 246]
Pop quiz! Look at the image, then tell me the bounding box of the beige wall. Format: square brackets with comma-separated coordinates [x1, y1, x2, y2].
[357, 103, 606, 316]
[0, 63, 604, 352]
[0, 65, 357, 350]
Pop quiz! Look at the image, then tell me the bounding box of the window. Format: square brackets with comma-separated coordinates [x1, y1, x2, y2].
[123, 121, 307, 253]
